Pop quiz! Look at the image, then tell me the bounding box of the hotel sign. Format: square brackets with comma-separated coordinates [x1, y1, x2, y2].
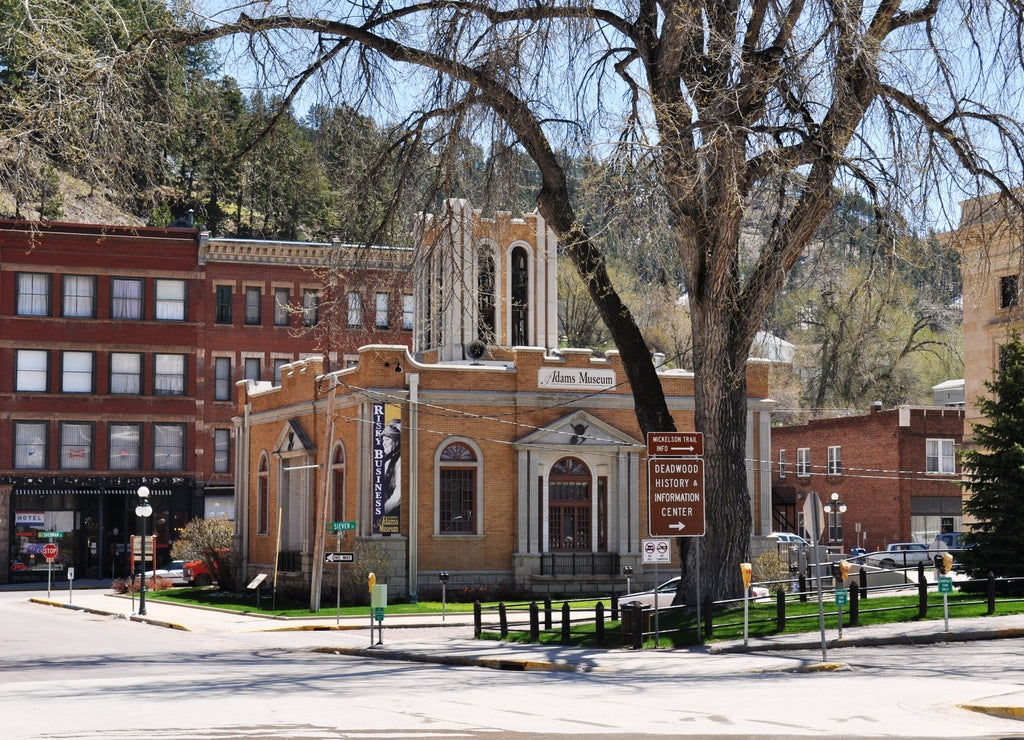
[537, 367, 615, 390]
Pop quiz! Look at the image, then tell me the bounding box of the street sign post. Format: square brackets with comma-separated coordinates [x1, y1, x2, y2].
[647, 458, 706, 536]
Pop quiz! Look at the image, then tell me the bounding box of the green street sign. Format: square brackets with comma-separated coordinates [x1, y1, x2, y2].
[938, 576, 954, 594]
[373, 607, 385, 621]
[328, 521, 356, 532]
[834, 588, 849, 606]
[39, 531, 63, 538]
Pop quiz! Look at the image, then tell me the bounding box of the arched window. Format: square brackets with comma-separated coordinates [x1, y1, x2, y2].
[510, 246, 529, 346]
[257, 454, 269, 535]
[548, 457, 591, 551]
[478, 247, 496, 343]
[438, 441, 479, 534]
[331, 444, 345, 522]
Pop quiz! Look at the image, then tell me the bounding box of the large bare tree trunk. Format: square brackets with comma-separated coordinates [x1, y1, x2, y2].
[685, 300, 754, 602]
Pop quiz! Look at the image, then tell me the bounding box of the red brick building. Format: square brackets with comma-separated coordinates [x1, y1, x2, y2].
[771, 404, 965, 552]
[0, 221, 412, 583]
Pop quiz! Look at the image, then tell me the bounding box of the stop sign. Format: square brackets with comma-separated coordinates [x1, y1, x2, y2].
[42, 543, 58, 561]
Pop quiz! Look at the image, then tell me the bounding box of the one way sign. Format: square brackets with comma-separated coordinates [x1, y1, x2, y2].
[325, 552, 355, 564]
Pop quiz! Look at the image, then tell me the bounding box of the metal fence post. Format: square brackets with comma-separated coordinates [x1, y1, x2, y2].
[473, 600, 482, 638]
[529, 601, 540, 642]
[775, 587, 786, 632]
[561, 602, 571, 644]
[499, 601, 508, 638]
[918, 562, 928, 618]
[988, 572, 996, 615]
[595, 601, 605, 642]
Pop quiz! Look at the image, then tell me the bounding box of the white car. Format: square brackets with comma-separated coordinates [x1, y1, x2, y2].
[142, 560, 187, 586]
[863, 543, 932, 569]
[620, 577, 681, 609]
[770, 532, 810, 547]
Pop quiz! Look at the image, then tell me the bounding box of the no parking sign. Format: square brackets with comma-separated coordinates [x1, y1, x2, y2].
[642, 538, 671, 564]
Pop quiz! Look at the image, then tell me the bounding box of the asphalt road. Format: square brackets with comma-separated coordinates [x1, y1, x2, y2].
[3, 589, 1024, 739]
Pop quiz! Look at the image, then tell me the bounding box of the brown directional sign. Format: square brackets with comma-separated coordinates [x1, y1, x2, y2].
[647, 432, 704, 457]
[648, 457, 706, 537]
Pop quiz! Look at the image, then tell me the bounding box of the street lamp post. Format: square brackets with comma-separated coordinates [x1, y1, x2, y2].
[135, 485, 153, 615]
[822, 492, 847, 548]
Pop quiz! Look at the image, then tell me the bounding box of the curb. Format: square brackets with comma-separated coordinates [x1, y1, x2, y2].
[708, 626, 1024, 654]
[312, 646, 584, 672]
[29, 597, 189, 631]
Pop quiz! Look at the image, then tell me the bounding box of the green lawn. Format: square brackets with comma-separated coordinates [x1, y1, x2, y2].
[146, 587, 478, 618]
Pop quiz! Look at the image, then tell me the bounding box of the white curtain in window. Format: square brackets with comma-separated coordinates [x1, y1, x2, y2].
[155, 279, 186, 320]
[154, 354, 185, 395]
[63, 276, 94, 317]
[17, 273, 49, 315]
[112, 278, 143, 319]
[16, 350, 48, 391]
[154, 424, 184, 470]
[110, 352, 141, 394]
[62, 351, 93, 392]
[347, 291, 362, 327]
[214, 429, 230, 473]
[61, 423, 92, 469]
[375, 292, 389, 328]
[109, 424, 140, 469]
[14, 423, 46, 469]
[245, 288, 261, 324]
[402, 294, 414, 330]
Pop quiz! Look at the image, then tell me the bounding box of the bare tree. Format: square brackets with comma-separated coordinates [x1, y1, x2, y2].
[131, 0, 1024, 601]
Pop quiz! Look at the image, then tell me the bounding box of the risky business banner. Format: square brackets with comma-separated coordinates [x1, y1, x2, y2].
[371, 402, 402, 534]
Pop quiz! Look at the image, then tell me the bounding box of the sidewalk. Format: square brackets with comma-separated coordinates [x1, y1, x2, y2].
[14, 578, 1024, 721]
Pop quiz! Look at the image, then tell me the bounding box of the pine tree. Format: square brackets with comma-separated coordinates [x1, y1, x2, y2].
[958, 335, 1024, 579]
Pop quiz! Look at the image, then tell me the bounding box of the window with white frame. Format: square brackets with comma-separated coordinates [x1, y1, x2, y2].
[797, 447, 810, 477]
[15, 350, 48, 392]
[827, 445, 842, 476]
[214, 357, 231, 401]
[778, 450, 786, 478]
[16, 273, 50, 316]
[926, 438, 956, 474]
[111, 277, 143, 319]
[109, 352, 142, 394]
[62, 275, 96, 317]
[402, 294, 414, 330]
[347, 290, 363, 327]
[61, 351, 94, 393]
[375, 292, 389, 328]
[154, 353, 186, 395]
[14, 422, 47, 469]
[109, 423, 141, 469]
[214, 429, 230, 473]
[155, 279, 186, 320]
[153, 423, 185, 470]
[60, 422, 93, 469]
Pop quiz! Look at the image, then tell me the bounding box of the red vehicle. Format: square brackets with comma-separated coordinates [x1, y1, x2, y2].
[182, 559, 215, 586]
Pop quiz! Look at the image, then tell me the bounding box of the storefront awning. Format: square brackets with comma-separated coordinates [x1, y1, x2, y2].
[15, 488, 174, 496]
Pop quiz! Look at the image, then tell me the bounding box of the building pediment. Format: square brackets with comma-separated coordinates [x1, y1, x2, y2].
[515, 410, 641, 449]
[273, 420, 316, 455]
